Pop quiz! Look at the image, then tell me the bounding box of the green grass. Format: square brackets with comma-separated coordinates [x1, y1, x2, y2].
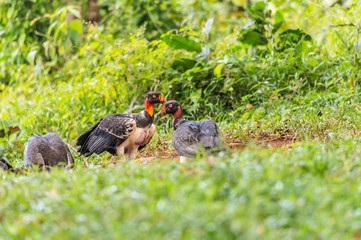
[2, 141, 361, 239]
[3, 1, 361, 239]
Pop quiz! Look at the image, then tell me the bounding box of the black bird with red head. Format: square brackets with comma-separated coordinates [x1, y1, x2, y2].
[77, 91, 166, 160]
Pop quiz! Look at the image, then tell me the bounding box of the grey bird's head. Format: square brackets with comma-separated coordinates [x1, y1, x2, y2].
[159, 100, 182, 118]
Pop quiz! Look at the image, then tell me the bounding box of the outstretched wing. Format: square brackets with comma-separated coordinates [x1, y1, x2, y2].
[76, 114, 136, 156]
[172, 122, 199, 158]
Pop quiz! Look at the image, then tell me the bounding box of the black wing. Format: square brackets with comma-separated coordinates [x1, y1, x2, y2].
[76, 114, 136, 156]
[0, 157, 12, 171]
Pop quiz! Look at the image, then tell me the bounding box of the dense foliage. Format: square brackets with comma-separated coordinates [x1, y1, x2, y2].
[2, 0, 361, 238]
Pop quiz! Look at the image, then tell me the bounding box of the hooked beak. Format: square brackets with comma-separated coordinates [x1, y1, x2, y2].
[159, 95, 166, 104]
[159, 106, 166, 117]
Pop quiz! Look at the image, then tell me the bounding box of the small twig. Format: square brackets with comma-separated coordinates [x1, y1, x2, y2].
[64, 141, 89, 167]
[324, 23, 356, 31]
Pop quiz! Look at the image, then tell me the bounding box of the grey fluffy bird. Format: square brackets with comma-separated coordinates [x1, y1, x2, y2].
[159, 100, 220, 163]
[24, 133, 74, 168]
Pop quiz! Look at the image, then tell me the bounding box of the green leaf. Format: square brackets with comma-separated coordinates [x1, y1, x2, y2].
[162, 35, 201, 52]
[246, 1, 267, 22]
[18, 33, 26, 47]
[239, 29, 268, 46]
[272, 10, 284, 34]
[69, 19, 82, 34]
[274, 10, 284, 24]
[171, 58, 197, 71]
[89, 41, 100, 49]
[280, 29, 312, 43]
[214, 64, 224, 76]
[69, 30, 80, 45]
[69, 8, 81, 19]
[26, 50, 37, 64]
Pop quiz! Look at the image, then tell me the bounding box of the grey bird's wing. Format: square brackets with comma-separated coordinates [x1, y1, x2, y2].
[24, 133, 73, 167]
[196, 120, 220, 149]
[76, 114, 136, 156]
[43, 133, 74, 167]
[172, 121, 199, 158]
[24, 134, 47, 167]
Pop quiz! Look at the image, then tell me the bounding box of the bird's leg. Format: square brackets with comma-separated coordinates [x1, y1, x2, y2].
[67, 153, 73, 168]
[128, 147, 138, 161]
[180, 156, 187, 163]
[115, 146, 127, 163]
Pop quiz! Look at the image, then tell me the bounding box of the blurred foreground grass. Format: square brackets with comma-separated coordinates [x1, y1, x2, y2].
[1, 140, 361, 239]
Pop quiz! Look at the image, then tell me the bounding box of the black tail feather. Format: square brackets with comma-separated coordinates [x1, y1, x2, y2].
[0, 157, 13, 171]
[76, 122, 101, 156]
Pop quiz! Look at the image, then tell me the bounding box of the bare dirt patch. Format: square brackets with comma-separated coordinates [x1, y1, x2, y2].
[137, 130, 300, 161]
[225, 130, 299, 150]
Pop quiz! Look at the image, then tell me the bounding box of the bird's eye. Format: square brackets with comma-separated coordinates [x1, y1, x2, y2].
[152, 94, 157, 98]
[169, 104, 173, 107]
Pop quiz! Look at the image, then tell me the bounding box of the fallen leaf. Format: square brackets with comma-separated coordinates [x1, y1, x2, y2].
[9, 126, 20, 135]
[246, 103, 253, 109]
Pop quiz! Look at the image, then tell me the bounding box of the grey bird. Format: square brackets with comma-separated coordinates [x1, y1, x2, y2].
[24, 133, 74, 168]
[159, 100, 221, 163]
[76, 91, 166, 160]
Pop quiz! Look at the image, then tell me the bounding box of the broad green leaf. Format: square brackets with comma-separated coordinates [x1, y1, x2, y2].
[69, 30, 80, 45]
[280, 29, 312, 43]
[272, 10, 284, 34]
[69, 19, 82, 34]
[275, 10, 284, 24]
[239, 29, 268, 46]
[171, 58, 197, 71]
[162, 35, 201, 52]
[214, 64, 224, 76]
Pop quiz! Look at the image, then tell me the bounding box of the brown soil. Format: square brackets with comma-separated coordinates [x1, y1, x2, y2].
[137, 130, 299, 162]
[227, 132, 298, 149]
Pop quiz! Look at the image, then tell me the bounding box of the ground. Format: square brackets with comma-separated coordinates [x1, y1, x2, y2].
[137, 131, 298, 163]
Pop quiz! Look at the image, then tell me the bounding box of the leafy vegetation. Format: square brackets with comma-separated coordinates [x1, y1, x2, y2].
[1, 0, 361, 238]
